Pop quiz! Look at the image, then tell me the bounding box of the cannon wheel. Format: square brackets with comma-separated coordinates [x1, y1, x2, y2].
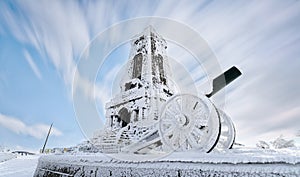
[215, 109, 236, 150]
[159, 94, 221, 153]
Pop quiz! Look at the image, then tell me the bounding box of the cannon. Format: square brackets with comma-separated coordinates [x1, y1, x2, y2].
[92, 27, 241, 154]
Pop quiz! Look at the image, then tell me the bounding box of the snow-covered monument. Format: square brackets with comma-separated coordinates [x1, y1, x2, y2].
[34, 27, 300, 177]
[91, 26, 241, 154]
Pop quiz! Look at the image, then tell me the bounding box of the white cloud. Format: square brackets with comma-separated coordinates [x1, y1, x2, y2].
[23, 50, 42, 80]
[0, 113, 62, 139]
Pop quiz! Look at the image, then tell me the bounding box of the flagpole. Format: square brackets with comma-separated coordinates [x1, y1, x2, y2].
[41, 123, 53, 153]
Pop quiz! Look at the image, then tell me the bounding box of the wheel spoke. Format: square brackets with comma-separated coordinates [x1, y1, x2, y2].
[170, 103, 179, 113]
[180, 96, 188, 112]
[163, 124, 175, 135]
[192, 126, 205, 137]
[170, 131, 179, 146]
[186, 134, 198, 148]
[165, 109, 176, 118]
[175, 97, 182, 112]
[161, 118, 173, 125]
[179, 132, 186, 144]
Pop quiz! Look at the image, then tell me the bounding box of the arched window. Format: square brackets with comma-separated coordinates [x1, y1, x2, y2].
[118, 107, 131, 127]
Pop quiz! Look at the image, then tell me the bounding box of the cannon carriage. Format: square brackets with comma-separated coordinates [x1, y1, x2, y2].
[93, 27, 241, 154]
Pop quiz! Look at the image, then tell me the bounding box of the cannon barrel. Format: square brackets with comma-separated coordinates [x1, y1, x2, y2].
[206, 66, 242, 98]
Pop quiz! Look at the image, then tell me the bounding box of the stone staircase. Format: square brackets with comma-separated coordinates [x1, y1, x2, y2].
[92, 131, 121, 153]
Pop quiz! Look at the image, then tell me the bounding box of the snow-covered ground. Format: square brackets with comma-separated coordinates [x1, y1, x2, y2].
[0, 154, 39, 177]
[0, 152, 16, 163]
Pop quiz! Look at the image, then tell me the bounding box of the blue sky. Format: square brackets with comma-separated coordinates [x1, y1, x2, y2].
[0, 0, 300, 151]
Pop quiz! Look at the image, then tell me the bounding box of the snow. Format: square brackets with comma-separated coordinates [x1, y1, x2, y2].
[162, 147, 300, 164]
[0, 154, 39, 177]
[34, 147, 300, 176]
[0, 152, 16, 163]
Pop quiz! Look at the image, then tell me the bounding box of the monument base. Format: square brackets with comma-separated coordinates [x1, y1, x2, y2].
[34, 148, 300, 177]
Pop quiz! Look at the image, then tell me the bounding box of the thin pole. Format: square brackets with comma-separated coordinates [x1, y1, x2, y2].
[41, 123, 53, 153]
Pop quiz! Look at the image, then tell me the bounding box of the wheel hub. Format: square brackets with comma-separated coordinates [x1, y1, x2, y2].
[176, 114, 189, 127]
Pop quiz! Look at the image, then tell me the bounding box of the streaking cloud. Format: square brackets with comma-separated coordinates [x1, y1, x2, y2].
[0, 113, 62, 139]
[23, 50, 42, 80]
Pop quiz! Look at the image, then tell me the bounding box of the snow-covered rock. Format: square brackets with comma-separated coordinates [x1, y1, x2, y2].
[271, 135, 296, 149]
[256, 140, 270, 149]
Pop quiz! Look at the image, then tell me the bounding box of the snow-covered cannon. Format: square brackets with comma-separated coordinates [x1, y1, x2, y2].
[92, 27, 241, 154]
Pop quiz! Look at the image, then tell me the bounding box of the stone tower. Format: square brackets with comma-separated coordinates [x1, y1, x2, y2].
[105, 26, 174, 131]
